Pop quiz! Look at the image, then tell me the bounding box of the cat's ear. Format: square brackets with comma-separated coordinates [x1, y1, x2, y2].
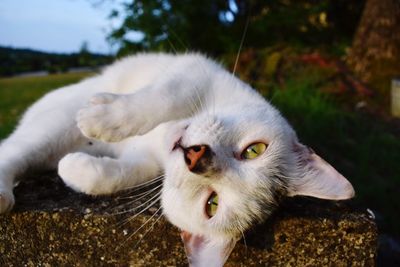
[287, 143, 355, 200]
[180, 231, 238, 267]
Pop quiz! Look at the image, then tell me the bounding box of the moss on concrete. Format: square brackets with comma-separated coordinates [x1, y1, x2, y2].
[0, 172, 377, 266]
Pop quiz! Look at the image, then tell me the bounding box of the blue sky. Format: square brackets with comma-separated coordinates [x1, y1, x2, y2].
[0, 0, 121, 54]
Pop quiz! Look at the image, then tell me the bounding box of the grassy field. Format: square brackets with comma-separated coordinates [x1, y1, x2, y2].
[0, 72, 93, 137]
[270, 77, 400, 236]
[0, 71, 399, 238]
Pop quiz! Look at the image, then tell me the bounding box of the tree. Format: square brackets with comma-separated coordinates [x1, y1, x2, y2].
[78, 41, 92, 66]
[106, 0, 364, 56]
[347, 0, 400, 90]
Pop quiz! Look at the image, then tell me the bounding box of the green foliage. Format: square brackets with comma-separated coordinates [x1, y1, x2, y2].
[108, 0, 365, 55]
[267, 75, 400, 236]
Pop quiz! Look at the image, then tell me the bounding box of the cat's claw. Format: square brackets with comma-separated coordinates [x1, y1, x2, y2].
[77, 93, 134, 142]
[0, 190, 15, 214]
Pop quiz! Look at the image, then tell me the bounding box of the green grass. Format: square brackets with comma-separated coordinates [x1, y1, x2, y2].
[1, 71, 399, 237]
[0, 72, 93, 137]
[267, 75, 400, 237]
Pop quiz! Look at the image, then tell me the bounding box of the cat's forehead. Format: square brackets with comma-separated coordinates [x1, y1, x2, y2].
[190, 106, 293, 145]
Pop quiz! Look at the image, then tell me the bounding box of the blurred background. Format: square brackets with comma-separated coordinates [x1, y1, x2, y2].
[0, 0, 399, 265]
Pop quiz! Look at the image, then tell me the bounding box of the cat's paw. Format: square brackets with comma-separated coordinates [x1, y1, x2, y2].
[77, 93, 135, 142]
[0, 189, 15, 214]
[58, 153, 102, 195]
[89, 93, 119, 105]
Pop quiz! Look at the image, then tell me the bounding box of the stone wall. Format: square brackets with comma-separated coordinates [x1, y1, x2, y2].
[0, 172, 377, 266]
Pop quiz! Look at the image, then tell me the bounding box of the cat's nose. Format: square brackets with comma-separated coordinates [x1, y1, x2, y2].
[184, 145, 212, 173]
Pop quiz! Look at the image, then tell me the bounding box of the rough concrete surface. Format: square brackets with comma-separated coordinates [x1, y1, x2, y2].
[0, 172, 378, 266]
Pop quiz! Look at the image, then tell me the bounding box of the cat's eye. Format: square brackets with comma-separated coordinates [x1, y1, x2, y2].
[241, 142, 267, 159]
[205, 192, 218, 218]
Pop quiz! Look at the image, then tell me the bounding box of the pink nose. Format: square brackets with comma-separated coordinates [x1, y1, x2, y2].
[184, 145, 209, 171]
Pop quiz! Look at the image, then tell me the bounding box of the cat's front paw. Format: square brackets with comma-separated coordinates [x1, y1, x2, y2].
[77, 93, 135, 142]
[58, 153, 101, 195]
[0, 189, 15, 214]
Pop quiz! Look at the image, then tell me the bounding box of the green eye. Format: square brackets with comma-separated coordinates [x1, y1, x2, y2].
[205, 192, 218, 218]
[241, 142, 267, 159]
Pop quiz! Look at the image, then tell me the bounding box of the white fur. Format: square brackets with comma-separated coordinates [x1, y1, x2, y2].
[0, 53, 354, 266]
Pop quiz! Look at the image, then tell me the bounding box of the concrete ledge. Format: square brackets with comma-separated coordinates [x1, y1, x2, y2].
[0, 172, 377, 266]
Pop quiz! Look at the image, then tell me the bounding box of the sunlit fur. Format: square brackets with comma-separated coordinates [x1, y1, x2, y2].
[0, 53, 354, 265]
[162, 91, 298, 240]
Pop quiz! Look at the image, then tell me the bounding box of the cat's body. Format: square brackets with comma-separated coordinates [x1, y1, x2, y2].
[0, 53, 354, 266]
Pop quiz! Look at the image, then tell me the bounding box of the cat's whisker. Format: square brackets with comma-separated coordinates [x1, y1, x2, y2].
[107, 175, 162, 198]
[191, 82, 213, 125]
[192, 84, 212, 125]
[166, 32, 212, 119]
[119, 206, 163, 250]
[110, 192, 161, 219]
[193, 84, 205, 112]
[241, 229, 247, 251]
[165, 24, 189, 52]
[186, 96, 200, 118]
[191, 97, 201, 116]
[166, 38, 179, 54]
[142, 41, 198, 118]
[191, 84, 205, 115]
[121, 174, 164, 191]
[113, 185, 162, 205]
[182, 53, 215, 119]
[112, 196, 160, 230]
[111, 184, 162, 203]
[106, 178, 163, 212]
[211, 79, 216, 117]
[188, 93, 201, 116]
[132, 208, 164, 249]
[167, 34, 202, 117]
[232, 14, 250, 76]
[237, 220, 248, 255]
[115, 210, 161, 251]
[199, 62, 216, 118]
[107, 193, 159, 216]
[101, 189, 161, 236]
[164, 25, 205, 117]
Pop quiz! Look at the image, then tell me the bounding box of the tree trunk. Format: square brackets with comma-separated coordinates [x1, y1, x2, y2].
[347, 0, 400, 90]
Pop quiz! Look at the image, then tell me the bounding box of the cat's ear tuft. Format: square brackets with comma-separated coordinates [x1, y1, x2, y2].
[180, 230, 238, 267]
[287, 143, 355, 200]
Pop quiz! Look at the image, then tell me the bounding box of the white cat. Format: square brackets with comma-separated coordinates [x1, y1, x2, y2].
[0, 53, 354, 266]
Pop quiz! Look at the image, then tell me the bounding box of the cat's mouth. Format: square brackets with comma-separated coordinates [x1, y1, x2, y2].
[171, 123, 189, 152]
[172, 137, 183, 151]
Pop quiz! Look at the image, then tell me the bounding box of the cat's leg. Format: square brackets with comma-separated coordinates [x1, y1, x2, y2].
[0, 85, 98, 213]
[0, 120, 81, 213]
[76, 93, 137, 142]
[77, 60, 215, 142]
[58, 122, 171, 195]
[77, 85, 203, 142]
[58, 152, 161, 195]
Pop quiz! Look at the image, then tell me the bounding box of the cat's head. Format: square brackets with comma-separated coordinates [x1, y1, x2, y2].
[161, 92, 354, 266]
